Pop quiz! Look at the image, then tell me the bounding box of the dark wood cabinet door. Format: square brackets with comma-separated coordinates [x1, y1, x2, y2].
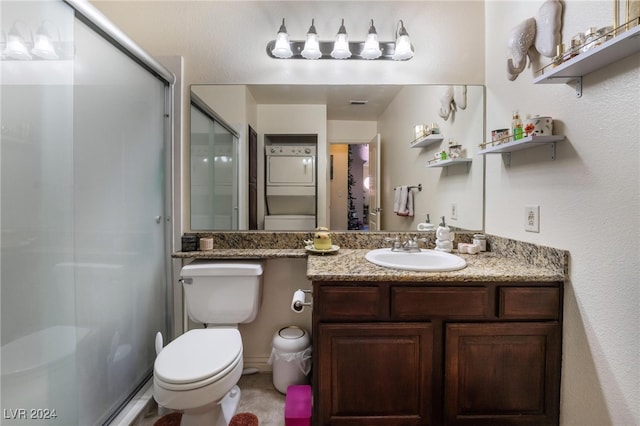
[444, 322, 561, 426]
[317, 323, 433, 426]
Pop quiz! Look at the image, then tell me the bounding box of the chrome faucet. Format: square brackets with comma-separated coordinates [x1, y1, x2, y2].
[385, 235, 426, 252]
[385, 236, 403, 251]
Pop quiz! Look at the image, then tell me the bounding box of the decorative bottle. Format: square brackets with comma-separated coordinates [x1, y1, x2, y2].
[512, 110, 523, 141]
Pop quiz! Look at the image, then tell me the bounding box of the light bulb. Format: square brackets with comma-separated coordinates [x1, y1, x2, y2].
[392, 20, 414, 60]
[361, 20, 381, 60]
[271, 18, 293, 59]
[330, 19, 351, 59]
[4, 24, 32, 60]
[31, 25, 58, 60]
[301, 19, 322, 59]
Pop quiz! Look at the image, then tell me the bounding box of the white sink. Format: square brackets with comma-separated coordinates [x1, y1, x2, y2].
[365, 248, 467, 272]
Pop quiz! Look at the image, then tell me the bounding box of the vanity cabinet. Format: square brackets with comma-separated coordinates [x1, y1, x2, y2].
[312, 281, 563, 426]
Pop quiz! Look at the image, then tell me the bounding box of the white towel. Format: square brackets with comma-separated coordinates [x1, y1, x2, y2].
[393, 186, 403, 213]
[394, 186, 414, 217]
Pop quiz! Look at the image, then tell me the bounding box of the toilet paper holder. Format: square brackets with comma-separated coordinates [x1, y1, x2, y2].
[292, 289, 312, 312]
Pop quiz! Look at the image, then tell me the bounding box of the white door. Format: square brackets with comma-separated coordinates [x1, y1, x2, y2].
[368, 134, 381, 231]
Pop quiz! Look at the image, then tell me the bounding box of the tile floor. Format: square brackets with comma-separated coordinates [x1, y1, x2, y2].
[140, 373, 287, 426]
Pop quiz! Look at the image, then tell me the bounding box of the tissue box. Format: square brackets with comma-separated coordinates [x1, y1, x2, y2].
[285, 385, 312, 426]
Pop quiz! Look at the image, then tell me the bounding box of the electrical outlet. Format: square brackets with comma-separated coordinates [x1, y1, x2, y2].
[450, 203, 458, 220]
[525, 205, 540, 232]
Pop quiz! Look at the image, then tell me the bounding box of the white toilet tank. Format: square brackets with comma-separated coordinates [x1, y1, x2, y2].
[180, 260, 264, 325]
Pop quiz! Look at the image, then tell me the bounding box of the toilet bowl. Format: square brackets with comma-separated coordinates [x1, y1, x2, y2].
[153, 261, 264, 426]
[154, 328, 243, 426]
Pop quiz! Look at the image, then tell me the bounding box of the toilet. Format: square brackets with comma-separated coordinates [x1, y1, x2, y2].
[153, 260, 264, 426]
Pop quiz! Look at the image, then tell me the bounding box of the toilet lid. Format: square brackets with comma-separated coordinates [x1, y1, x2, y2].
[154, 329, 242, 384]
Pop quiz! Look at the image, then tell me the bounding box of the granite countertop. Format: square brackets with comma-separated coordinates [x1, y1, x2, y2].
[173, 232, 568, 283]
[174, 248, 307, 259]
[306, 249, 564, 283]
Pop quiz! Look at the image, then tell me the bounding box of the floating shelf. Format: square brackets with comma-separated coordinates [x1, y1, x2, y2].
[426, 158, 472, 168]
[410, 134, 444, 148]
[533, 25, 640, 97]
[478, 135, 565, 163]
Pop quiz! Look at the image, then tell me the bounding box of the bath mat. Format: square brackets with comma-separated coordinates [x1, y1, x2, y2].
[153, 411, 258, 426]
[153, 412, 181, 426]
[230, 412, 259, 426]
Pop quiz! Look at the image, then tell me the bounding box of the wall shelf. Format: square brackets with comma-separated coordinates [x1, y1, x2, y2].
[533, 25, 640, 97]
[410, 134, 444, 148]
[426, 158, 472, 168]
[478, 135, 565, 164]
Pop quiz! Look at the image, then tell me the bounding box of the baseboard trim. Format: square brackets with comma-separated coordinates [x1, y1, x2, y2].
[243, 355, 273, 373]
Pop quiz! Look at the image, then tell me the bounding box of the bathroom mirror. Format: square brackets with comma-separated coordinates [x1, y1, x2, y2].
[189, 84, 485, 232]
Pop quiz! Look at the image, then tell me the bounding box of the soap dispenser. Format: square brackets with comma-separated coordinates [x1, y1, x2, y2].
[435, 216, 453, 252]
[417, 213, 435, 231]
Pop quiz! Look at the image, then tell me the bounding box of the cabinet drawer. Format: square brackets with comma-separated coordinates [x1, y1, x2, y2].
[499, 287, 560, 319]
[392, 286, 489, 319]
[316, 286, 386, 321]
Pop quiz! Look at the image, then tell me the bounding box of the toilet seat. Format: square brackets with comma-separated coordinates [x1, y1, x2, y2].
[154, 328, 242, 391]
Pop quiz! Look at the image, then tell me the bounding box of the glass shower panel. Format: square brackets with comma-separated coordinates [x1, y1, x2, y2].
[1, 1, 169, 425]
[190, 106, 238, 230]
[1, 1, 78, 424]
[72, 18, 167, 426]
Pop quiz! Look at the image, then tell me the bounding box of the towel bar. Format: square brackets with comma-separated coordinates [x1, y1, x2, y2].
[395, 184, 422, 191]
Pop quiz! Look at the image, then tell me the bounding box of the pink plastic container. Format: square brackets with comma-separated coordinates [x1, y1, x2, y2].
[285, 385, 312, 426]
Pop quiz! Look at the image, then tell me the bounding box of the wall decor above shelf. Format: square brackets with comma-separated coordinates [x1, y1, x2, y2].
[533, 24, 640, 97]
[410, 134, 444, 148]
[426, 158, 472, 168]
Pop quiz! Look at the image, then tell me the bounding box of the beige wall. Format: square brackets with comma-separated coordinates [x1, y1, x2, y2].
[238, 259, 312, 371]
[94, 1, 639, 424]
[378, 85, 485, 231]
[92, 1, 485, 86]
[484, 1, 639, 425]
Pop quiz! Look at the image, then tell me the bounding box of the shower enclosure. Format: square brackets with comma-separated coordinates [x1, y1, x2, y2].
[1, 1, 174, 424]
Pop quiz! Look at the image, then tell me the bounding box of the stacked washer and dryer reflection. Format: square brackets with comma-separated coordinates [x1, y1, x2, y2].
[264, 144, 317, 230]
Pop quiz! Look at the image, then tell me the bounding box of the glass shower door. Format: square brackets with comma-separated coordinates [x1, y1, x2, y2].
[1, 1, 171, 424]
[190, 104, 239, 230]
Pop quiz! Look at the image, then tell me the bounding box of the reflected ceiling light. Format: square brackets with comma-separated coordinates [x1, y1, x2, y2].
[301, 19, 322, 59]
[361, 20, 382, 60]
[267, 19, 414, 60]
[331, 19, 352, 59]
[271, 18, 293, 59]
[392, 20, 414, 61]
[4, 22, 32, 60]
[31, 21, 59, 60]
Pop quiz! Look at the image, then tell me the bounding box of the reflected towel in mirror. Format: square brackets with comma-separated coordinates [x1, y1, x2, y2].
[393, 186, 414, 217]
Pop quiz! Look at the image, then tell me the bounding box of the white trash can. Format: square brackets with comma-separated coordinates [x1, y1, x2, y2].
[268, 326, 312, 394]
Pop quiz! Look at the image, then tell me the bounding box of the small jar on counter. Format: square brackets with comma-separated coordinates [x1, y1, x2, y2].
[472, 234, 487, 252]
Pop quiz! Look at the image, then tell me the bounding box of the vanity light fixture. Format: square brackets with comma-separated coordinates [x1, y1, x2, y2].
[392, 20, 414, 60]
[271, 18, 293, 59]
[301, 19, 322, 59]
[31, 21, 60, 60]
[361, 20, 382, 60]
[330, 19, 352, 59]
[4, 21, 32, 60]
[266, 18, 414, 60]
